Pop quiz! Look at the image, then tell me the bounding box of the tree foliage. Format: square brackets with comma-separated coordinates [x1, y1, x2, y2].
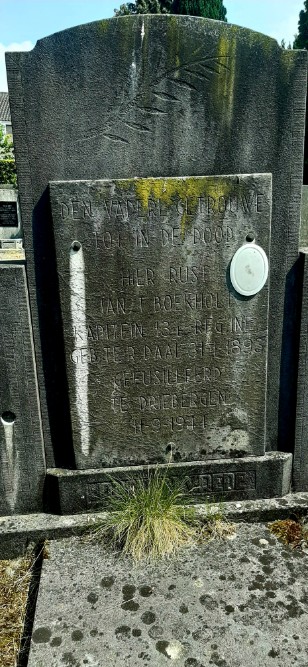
[0, 160, 16, 186]
[280, 39, 292, 50]
[114, 0, 227, 20]
[0, 125, 14, 160]
[0, 126, 16, 186]
[115, 0, 173, 15]
[172, 0, 226, 20]
[293, 0, 308, 49]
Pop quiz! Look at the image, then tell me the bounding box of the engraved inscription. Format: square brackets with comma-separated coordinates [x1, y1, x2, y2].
[84, 469, 257, 509]
[71, 53, 231, 149]
[0, 201, 18, 227]
[50, 175, 271, 469]
[60, 192, 265, 222]
[199, 471, 256, 493]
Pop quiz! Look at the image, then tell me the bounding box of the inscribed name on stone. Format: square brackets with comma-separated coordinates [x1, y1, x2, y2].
[50, 174, 271, 469]
[0, 202, 18, 227]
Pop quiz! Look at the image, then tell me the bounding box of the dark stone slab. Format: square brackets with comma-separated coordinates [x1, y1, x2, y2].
[300, 186, 308, 248]
[45, 452, 292, 514]
[50, 174, 271, 469]
[6, 17, 307, 467]
[294, 250, 308, 491]
[0, 264, 45, 514]
[0, 201, 18, 227]
[27, 524, 308, 667]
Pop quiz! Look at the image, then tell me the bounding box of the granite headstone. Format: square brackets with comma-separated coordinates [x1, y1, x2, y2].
[6, 16, 307, 508]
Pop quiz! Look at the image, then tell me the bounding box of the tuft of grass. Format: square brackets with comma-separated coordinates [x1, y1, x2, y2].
[197, 500, 236, 542]
[88, 472, 237, 561]
[0, 556, 32, 667]
[198, 517, 236, 542]
[90, 471, 197, 561]
[268, 518, 308, 549]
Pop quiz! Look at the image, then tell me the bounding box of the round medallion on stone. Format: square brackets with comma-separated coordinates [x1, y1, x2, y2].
[230, 243, 269, 296]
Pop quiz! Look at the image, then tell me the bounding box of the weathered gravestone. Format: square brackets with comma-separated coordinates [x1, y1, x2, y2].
[0, 186, 20, 236]
[0, 186, 24, 261]
[299, 186, 308, 248]
[0, 263, 45, 513]
[0, 197, 17, 228]
[0, 188, 45, 513]
[49, 174, 271, 468]
[6, 16, 306, 511]
[294, 190, 308, 491]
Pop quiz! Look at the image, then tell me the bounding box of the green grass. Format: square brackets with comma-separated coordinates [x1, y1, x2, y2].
[91, 470, 196, 561]
[88, 470, 236, 561]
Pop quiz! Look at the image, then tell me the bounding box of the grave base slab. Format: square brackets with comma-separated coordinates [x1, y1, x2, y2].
[45, 452, 292, 514]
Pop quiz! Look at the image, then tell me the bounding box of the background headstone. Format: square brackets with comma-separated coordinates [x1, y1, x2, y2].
[0, 187, 23, 261]
[300, 185, 308, 249]
[0, 186, 21, 239]
[6, 17, 307, 491]
[294, 245, 308, 490]
[0, 264, 45, 514]
[0, 200, 18, 228]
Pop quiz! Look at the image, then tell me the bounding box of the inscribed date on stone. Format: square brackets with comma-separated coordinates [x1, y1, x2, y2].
[49, 174, 271, 469]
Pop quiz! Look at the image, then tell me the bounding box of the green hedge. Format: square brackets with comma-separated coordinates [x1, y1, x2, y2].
[0, 159, 17, 187]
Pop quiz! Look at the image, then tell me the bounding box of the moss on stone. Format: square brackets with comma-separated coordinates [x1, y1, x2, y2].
[166, 16, 181, 71]
[268, 519, 307, 549]
[117, 176, 244, 218]
[228, 23, 279, 54]
[99, 19, 110, 33]
[115, 16, 137, 62]
[215, 34, 237, 127]
[281, 49, 298, 78]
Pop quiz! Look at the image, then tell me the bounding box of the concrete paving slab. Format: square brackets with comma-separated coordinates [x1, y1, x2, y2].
[28, 523, 308, 667]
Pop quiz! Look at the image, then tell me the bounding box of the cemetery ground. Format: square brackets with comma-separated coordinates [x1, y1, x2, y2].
[0, 552, 33, 667]
[1, 495, 308, 666]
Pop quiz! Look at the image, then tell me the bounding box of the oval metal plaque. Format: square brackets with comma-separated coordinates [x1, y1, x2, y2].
[230, 243, 269, 296]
